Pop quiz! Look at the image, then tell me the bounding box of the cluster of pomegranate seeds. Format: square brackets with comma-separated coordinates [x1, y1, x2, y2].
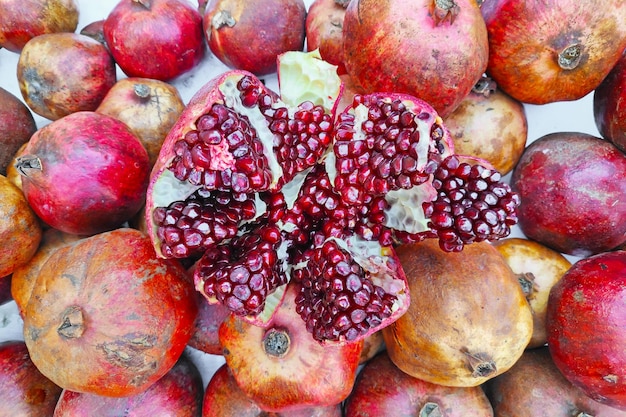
[169, 102, 272, 193]
[423, 155, 521, 252]
[194, 223, 288, 317]
[153, 189, 258, 258]
[292, 239, 397, 342]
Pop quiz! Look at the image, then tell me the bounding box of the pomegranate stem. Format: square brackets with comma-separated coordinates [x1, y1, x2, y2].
[57, 306, 85, 339]
[263, 328, 290, 358]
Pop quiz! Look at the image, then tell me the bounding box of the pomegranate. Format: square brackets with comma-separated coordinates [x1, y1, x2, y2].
[510, 132, 626, 257]
[0, 86, 37, 175]
[218, 281, 363, 412]
[383, 239, 533, 387]
[15, 111, 151, 236]
[481, 0, 626, 104]
[486, 346, 626, 417]
[0, 0, 79, 53]
[96, 77, 186, 167]
[11, 228, 83, 317]
[103, 0, 205, 81]
[17, 32, 117, 121]
[203, 0, 307, 76]
[0, 275, 11, 305]
[79, 19, 106, 45]
[491, 237, 572, 349]
[546, 250, 626, 410]
[443, 76, 528, 175]
[202, 363, 343, 416]
[344, 351, 494, 416]
[22, 228, 198, 397]
[305, 0, 349, 74]
[342, 0, 489, 117]
[0, 340, 62, 415]
[145, 50, 519, 344]
[53, 354, 204, 416]
[0, 174, 42, 278]
[594, 50, 626, 153]
[187, 290, 231, 355]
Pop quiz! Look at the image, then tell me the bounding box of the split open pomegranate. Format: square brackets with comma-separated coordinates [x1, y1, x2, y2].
[145, 50, 520, 344]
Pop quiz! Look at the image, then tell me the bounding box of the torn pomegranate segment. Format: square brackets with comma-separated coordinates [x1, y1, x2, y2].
[145, 51, 519, 344]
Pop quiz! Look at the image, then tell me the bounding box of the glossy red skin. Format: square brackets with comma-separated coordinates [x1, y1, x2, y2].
[0, 0, 78, 53]
[0, 340, 62, 415]
[53, 354, 203, 416]
[203, 363, 343, 417]
[546, 251, 626, 411]
[0, 86, 37, 175]
[203, 0, 307, 76]
[19, 111, 150, 236]
[481, 0, 626, 105]
[510, 132, 626, 257]
[342, 0, 488, 118]
[594, 51, 626, 153]
[103, 0, 204, 81]
[22, 228, 199, 397]
[345, 351, 494, 416]
[305, 0, 347, 74]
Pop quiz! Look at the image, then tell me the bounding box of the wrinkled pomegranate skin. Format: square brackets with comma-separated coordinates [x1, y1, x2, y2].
[594, 51, 626, 154]
[53, 354, 204, 416]
[305, 0, 347, 74]
[0, 0, 79, 53]
[546, 251, 626, 411]
[481, 0, 626, 105]
[19, 111, 150, 236]
[22, 228, 199, 398]
[203, 0, 307, 76]
[103, 0, 204, 81]
[344, 351, 494, 417]
[0, 340, 62, 415]
[510, 132, 626, 257]
[342, 0, 489, 118]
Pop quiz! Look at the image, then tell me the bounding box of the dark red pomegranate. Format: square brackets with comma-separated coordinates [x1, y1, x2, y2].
[0, 340, 62, 415]
[0, 86, 37, 175]
[16, 111, 151, 235]
[145, 51, 519, 344]
[594, 50, 626, 153]
[342, 0, 489, 118]
[103, 0, 205, 81]
[481, 0, 626, 104]
[510, 131, 626, 256]
[305, 0, 349, 74]
[546, 250, 626, 411]
[203, 0, 307, 75]
[53, 354, 204, 416]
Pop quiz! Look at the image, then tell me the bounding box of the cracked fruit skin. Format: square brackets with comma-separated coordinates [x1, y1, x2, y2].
[546, 250, 626, 411]
[21, 228, 198, 398]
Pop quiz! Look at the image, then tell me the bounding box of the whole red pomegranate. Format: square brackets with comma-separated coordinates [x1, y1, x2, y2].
[203, 0, 307, 76]
[16, 111, 150, 235]
[0, 0, 79, 53]
[546, 251, 626, 411]
[17, 32, 117, 121]
[510, 132, 626, 256]
[481, 0, 626, 104]
[305, 0, 349, 74]
[53, 354, 203, 416]
[0, 86, 37, 175]
[594, 51, 626, 153]
[145, 50, 519, 346]
[103, 0, 204, 81]
[22, 228, 198, 397]
[342, 0, 489, 117]
[0, 340, 62, 415]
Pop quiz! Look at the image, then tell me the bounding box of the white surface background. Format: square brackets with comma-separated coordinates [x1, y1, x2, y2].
[0, 0, 600, 389]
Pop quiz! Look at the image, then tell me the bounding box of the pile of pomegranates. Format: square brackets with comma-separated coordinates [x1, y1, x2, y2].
[1, 0, 626, 414]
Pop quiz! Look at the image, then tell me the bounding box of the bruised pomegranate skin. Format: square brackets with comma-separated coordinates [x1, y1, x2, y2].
[481, 0, 626, 104]
[103, 0, 205, 81]
[0, 340, 62, 415]
[510, 132, 626, 257]
[342, 0, 489, 117]
[203, 0, 307, 75]
[594, 51, 626, 154]
[546, 251, 626, 411]
[22, 228, 199, 398]
[16, 111, 151, 236]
